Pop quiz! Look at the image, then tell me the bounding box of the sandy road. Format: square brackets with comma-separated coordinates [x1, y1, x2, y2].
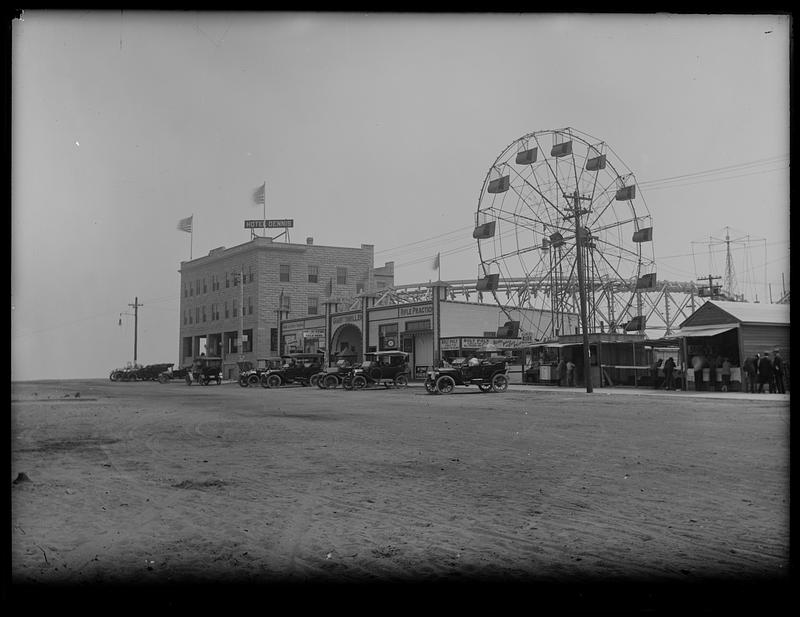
[10, 378, 790, 590]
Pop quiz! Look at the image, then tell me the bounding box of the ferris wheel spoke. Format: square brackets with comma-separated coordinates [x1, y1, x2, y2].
[505, 165, 570, 222]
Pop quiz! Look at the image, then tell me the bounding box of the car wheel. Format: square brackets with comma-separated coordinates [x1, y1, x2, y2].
[477, 383, 492, 392]
[394, 374, 409, 388]
[352, 375, 368, 390]
[266, 374, 282, 389]
[158, 374, 169, 384]
[436, 375, 456, 394]
[248, 374, 261, 387]
[323, 374, 339, 389]
[491, 373, 509, 393]
[342, 377, 354, 391]
[239, 377, 249, 387]
[309, 373, 321, 388]
[424, 380, 437, 394]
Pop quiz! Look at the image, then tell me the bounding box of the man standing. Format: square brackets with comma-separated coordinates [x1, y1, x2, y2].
[663, 356, 675, 390]
[692, 354, 706, 391]
[757, 351, 773, 394]
[743, 355, 756, 393]
[772, 350, 785, 394]
[566, 359, 576, 387]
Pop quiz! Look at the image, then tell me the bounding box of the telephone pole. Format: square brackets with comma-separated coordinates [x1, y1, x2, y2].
[697, 275, 722, 300]
[127, 297, 144, 364]
[565, 189, 593, 393]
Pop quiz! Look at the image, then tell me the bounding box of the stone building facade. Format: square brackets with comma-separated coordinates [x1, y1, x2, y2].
[178, 235, 393, 379]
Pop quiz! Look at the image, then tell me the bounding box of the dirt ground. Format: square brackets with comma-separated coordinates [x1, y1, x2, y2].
[9, 378, 791, 605]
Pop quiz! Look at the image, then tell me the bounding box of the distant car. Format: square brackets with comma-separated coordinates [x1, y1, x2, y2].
[238, 357, 282, 387]
[342, 351, 410, 390]
[159, 365, 191, 383]
[261, 353, 324, 388]
[425, 357, 509, 394]
[186, 356, 223, 386]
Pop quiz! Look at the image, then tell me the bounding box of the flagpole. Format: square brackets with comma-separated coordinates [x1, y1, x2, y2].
[190, 214, 193, 260]
[262, 181, 266, 238]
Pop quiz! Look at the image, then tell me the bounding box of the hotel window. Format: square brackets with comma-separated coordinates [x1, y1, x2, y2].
[233, 272, 239, 287]
[215, 304, 220, 320]
[243, 329, 253, 353]
[196, 279, 201, 295]
[203, 278, 207, 294]
[226, 273, 230, 288]
[202, 306, 207, 322]
[189, 282, 193, 297]
[184, 285, 188, 298]
[195, 307, 200, 323]
[233, 299, 238, 318]
[281, 294, 291, 312]
[337, 267, 347, 285]
[210, 303, 216, 321]
[280, 264, 290, 282]
[307, 296, 319, 315]
[248, 296, 253, 315]
[188, 311, 193, 324]
[183, 310, 187, 325]
[308, 265, 319, 283]
[225, 301, 229, 319]
[248, 265, 254, 283]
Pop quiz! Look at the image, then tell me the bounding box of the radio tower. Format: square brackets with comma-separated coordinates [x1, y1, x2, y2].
[692, 227, 766, 303]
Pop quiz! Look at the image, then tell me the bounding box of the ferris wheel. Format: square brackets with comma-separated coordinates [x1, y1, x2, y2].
[474, 127, 657, 341]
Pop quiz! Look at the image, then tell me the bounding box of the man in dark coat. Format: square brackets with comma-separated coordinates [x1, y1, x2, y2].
[663, 357, 676, 390]
[757, 351, 774, 394]
[772, 350, 785, 394]
[743, 356, 757, 393]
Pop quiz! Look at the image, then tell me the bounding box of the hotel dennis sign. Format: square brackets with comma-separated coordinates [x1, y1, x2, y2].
[244, 219, 294, 229]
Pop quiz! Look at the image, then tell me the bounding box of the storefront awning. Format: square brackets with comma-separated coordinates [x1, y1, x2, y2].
[671, 325, 737, 338]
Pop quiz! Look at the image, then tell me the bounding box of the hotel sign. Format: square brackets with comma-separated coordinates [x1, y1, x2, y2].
[244, 219, 294, 229]
[331, 313, 362, 328]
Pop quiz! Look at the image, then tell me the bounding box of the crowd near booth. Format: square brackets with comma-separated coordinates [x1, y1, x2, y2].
[669, 300, 790, 392]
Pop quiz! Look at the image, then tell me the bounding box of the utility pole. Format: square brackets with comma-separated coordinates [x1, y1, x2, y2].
[127, 297, 144, 364]
[565, 189, 593, 393]
[697, 274, 722, 300]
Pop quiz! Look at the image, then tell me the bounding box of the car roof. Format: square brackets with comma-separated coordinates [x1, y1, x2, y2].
[367, 351, 409, 357]
[283, 353, 323, 358]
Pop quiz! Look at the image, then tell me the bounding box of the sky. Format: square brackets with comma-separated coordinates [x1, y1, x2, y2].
[11, 11, 791, 380]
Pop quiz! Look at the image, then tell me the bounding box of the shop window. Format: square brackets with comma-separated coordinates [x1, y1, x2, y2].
[337, 267, 347, 285]
[308, 265, 318, 283]
[280, 264, 290, 282]
[379, 323, 399, 350]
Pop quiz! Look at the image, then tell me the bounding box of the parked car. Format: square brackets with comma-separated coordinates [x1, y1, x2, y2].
[159, 364, 191, 383]
[260, 353, 324, 388]
[238, 357, 282, 387]
[342, 351, 410, 390]
[186, 356, 223, 386]
[316, 353, 357, 389]
[425, 357, 509, 394]
[111, 363, 174, 382]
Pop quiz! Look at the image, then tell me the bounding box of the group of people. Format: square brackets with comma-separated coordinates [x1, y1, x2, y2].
[556, 358, 576, 387]
[688, 350, 787, 394]
[741, 350, 786, 394]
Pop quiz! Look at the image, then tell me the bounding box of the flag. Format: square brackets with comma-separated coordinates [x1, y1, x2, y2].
[177, 215, 193, 233]
[432, 252, 440, 270]
[252, 182, 266, 206]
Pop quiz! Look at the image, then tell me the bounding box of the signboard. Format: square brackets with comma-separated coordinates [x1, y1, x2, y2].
[399, 304, 433, 318]
[415, 366, 429, 379]
[460, 337, 529, 349]
[440, 338, 461, 351]
[244, 219, 295, 229]
[303, 329, 325, 339]
[331, 313, 362, 327]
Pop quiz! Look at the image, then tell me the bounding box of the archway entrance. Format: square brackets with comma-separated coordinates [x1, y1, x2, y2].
[331, 323, 362, 364]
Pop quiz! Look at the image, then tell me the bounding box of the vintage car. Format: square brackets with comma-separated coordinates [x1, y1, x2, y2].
[186, 356, 223, 386]
[316, 353, 357, 389]
[425, 356, 509, 394]
[159, 364, 190, 383]
[342, 351, 410, 390]
[260, 353, 324, 388]
[238, 357, 282, 387]
[111, 363, 174, 382]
